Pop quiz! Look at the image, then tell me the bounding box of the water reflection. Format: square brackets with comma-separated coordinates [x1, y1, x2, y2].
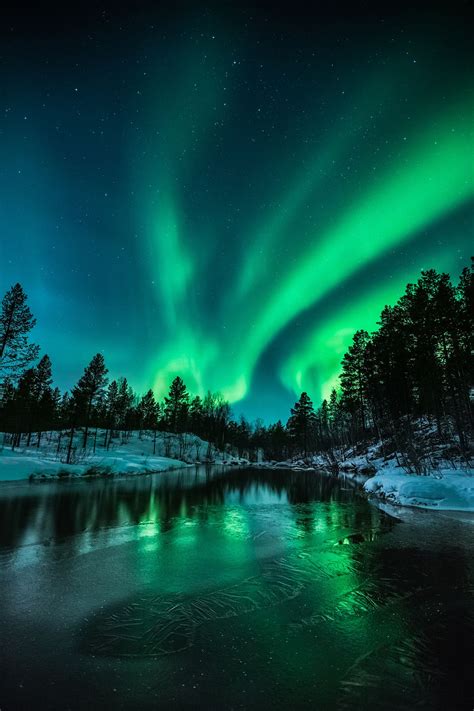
[0, 466, 363, 551]
[0, 467, 472, 710]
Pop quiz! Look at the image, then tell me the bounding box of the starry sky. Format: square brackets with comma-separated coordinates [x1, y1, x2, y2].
[0, 2, 473, 421]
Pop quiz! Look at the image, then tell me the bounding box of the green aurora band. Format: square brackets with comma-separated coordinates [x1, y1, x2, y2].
[143, 88, 473, 407]
[1, 8, 473, 421]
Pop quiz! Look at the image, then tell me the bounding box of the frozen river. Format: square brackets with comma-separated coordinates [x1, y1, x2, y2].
[0, 466, 472, 709]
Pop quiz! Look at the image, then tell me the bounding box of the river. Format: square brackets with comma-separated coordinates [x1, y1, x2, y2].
[0, 466, 472, 709]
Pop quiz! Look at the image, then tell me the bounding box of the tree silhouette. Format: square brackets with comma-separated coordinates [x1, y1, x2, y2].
[0, 283, 39, 382]
[71, 353, 108, 454]
[287, 392, 316, 456]
[164, 376, 189, 433]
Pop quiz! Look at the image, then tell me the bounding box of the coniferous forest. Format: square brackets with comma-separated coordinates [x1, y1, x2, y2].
[1, 260, 472, 471]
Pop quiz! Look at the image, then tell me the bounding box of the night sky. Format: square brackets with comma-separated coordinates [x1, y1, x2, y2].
[0, 2, 472, 421]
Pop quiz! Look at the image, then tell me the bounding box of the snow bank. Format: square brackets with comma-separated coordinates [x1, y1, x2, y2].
[364, 467, 474, 511]
[0, 429, 245, 482]
[0, 446, 188, 481]
[252, 444, 474, 513]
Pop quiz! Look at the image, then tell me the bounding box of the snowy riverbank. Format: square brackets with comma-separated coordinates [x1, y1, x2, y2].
[1, 429, 473, 512]
[254, 449, 474, 513]
[338, 449, 473, 512]
[0, 430, 247, 482]
[363, 466, 474, 511]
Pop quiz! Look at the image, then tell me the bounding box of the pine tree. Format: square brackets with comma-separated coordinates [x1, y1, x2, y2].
[32, 355, 54, 445]
[115, 377, 135, 434]
[316, 399, 330, 449]
[0, 377, 16, 433]
[189, 395, 204, 436]
[287, 392, 316, 456]
[0, 283, 39, 382]
[340, 329, 370, 438]
[164, 376, 189, 433]
[137, 389, 160, 451]
[102, 380, 119, 448]
[401, 272, 446, 429]
[137, 389, 159, 430]
[71, 353, 108, 452]
[328, 389, 341, 439]
[12, 368, 37, 448]
[213, 393, 231, 450]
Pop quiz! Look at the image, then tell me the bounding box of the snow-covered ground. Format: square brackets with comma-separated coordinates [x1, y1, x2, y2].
[363, 465, 474, 511]
[336, 444, 474, 512]
[0, 430, 246, 482]
[0, 448, 189, 481]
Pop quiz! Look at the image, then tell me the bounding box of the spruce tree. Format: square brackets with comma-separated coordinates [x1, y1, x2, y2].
[0, 378, 16, 433]
[71, 353, 108, 452]
[189, 395, 204, 436]
[287, 392, 316, 456]
[32, 355, 54, 445]
[103, 380, 121, 448]
[13, 368, 37, 448]
[164, 376, 189, 433]
[0, 283, 39, 382]
[213, 393, 231, 450]
[115, 377, 135, 433]
[137, 389, 160, 451]
[137, 389, 159, 430]
[340, 329, 370, 438]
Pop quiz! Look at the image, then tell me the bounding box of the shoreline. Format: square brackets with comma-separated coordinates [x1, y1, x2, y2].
[1, 436, 473, 513]
[252, 456, 474, 513]
[0, 429, 249, 484]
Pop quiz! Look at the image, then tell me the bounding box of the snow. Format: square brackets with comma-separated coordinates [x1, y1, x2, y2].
[0, 447, 187, 481]
[252, 441, 474, 512]
[364, 466, 474, 512]
[307, 435, 474, 512]
[0, 429, 244, 482]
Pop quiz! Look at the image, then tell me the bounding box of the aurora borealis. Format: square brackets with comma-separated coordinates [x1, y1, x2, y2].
[0, 3, 472, 420]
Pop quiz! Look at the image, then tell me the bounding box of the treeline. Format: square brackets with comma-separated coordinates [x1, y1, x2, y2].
[285, 262, 474, 470]
[0, 283, 275, 461]
[0, 261, 473, 468]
